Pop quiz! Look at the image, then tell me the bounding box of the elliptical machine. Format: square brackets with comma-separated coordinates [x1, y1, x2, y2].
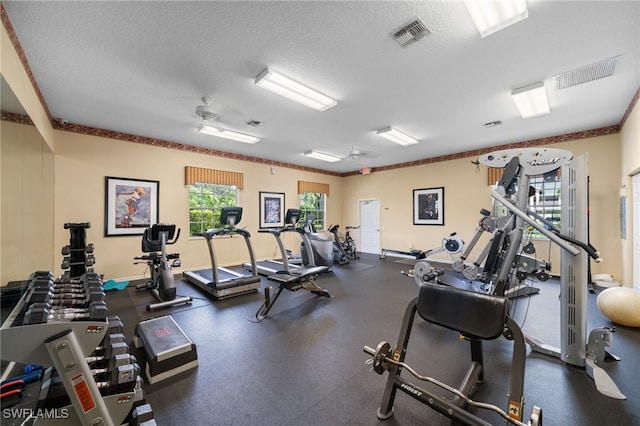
[298, 215, 334, 269]
[135, 224, 192, 311]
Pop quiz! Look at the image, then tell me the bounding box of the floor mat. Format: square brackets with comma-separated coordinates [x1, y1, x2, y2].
[337, 262, 375, 272]
[394, 258, 419, 265]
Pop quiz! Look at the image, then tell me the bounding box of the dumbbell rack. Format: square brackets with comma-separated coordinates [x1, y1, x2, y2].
[0, 272, 136, 426]
[60, 223, 95, 281]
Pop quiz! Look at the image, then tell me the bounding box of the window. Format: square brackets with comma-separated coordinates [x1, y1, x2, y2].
[299, 192, 326, 231]
[189, 183, 238, 236]
[527, 171, 561, 238]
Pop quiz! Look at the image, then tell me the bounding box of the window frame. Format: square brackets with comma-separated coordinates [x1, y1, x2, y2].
[188, 182, 239, 237]
[298, 192, 326, 231]
[527, 172, 562, 239]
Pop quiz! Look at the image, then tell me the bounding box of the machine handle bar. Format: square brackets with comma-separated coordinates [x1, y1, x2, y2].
[363, 345, 533, 426]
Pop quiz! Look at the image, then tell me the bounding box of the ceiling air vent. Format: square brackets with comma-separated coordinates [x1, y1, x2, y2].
[392, 18, 430, 47]
[553, 56, 619, 90]
[246, 120, 262, 127]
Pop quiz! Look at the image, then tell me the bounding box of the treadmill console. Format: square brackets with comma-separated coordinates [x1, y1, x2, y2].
[221, 207, 243, 227]
[285, 208, 301, 226]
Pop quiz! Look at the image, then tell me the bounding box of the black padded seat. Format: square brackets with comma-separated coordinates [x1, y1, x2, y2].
[289, 266, 327, 278]
[417, 282, 508, 340]
[267, 273, 300, 284]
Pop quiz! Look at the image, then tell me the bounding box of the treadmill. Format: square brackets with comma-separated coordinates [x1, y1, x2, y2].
[183, 207, 261, 300]
[245, 209, 330, 276]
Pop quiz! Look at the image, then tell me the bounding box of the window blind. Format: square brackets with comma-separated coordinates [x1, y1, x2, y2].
[185, 166, 243, 189]
[297, 181, 330, 196]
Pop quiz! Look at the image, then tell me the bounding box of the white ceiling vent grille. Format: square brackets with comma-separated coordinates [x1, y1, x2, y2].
[392, 18, 430, 47]
[553, 56, 619, 90]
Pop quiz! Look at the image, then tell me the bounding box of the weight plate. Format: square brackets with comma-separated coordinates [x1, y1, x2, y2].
[373, 341, 391, 374]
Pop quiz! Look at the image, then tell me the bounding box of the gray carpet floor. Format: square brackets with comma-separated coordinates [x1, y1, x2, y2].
[105, 253, 639, 426]
[2, 253, 638, 425]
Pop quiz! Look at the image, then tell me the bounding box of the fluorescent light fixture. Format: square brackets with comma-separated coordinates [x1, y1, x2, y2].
[198, 125, 260, 144]
[255, 68, 337, 111]
[376, 127, 419, 146]
[464, 0, 528, 38]
[304, 150, 342, 162]
[511, 81, 550, 119]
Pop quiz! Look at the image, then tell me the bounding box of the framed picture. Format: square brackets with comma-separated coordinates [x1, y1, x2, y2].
[259, 191, 285, 228]
[413, 187, 444, 225]
[105, 176, 159, 236]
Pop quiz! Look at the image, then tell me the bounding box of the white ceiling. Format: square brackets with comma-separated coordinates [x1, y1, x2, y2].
[3, 1, 639, 174]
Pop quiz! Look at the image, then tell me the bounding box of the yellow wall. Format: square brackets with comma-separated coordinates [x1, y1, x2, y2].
[0, 121, 55, 283]
[1, 19, 57, 285]
[0, 115, 629, 284]
[343, 134, 623, 279]
[620, 99, 640, 287]
[53, 132, 343, 280]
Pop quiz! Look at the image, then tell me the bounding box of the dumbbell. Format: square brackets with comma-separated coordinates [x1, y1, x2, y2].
[49, 280, 103, 294]
[25, 286, 105, 305]
[27, 279, 54, 294]
[30, 272, 55, 283]
[56, 271, 102, 285]
[61, 254, 96, 269]
[95, 333, 126, 353]
[86, 341, 129, 366]
[106, 316, 124, 334]
[61, 243, 95, 255]
[30, 276, 102, 293]
[22, 300, 108, 325]
[129, 403, 155, 426]
[90, 353, 138, 377]
[52, 288, 105, 303]
[95, 363, 140, 395]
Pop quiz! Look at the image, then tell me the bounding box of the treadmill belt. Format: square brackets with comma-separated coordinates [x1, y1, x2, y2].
[194, 268, 242, 283]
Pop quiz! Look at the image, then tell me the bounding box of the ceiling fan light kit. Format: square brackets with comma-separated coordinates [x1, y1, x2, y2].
[255, 68, 337, 111]
[198, 125, 260, 144]
[511, 81, 551, 119]
[376, 127, 419, 146]
[464, 0, 529, 38]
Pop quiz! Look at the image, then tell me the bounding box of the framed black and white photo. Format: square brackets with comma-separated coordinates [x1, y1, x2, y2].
[105, 176, 159, 236]
[413, 187, 444, 226]
[259, 191, 285, 228]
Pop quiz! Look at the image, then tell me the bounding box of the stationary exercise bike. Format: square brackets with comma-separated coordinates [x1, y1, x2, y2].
[328, 224, 359, 263]
[134, 224, 192, 311]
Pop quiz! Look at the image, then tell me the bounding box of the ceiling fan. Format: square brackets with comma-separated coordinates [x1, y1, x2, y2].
[195, 96, 249, 127]
[343, 145, 379, 160]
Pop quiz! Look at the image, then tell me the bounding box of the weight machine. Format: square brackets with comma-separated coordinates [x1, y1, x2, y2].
[477, 147, 625, 400]
[365, 261, 542, 425]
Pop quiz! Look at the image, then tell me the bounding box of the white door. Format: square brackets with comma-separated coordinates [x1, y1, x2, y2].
[633, 173, 640, 291]
[359, 199, 380, 255]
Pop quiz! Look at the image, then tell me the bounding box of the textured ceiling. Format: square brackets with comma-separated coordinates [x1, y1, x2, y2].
[2, 1, 639, 174]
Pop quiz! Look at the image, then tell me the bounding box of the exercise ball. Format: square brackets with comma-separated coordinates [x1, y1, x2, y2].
[596, 287, 640, 328]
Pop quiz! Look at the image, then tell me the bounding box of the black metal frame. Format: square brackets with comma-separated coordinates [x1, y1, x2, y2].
[372, 286, 529, 425]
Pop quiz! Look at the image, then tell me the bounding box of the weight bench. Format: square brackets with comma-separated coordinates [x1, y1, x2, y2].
[253, 266, 331, 322]
[365, 282, 541, 425]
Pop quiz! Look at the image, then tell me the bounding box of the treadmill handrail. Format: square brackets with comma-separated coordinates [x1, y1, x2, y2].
[202, 227, 252, 239]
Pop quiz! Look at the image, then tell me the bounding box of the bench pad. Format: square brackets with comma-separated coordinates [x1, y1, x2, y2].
[417, 283, 508, 340]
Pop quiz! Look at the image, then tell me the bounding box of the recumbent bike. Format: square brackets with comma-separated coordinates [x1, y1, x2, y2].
[134, 224, 192, 311]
